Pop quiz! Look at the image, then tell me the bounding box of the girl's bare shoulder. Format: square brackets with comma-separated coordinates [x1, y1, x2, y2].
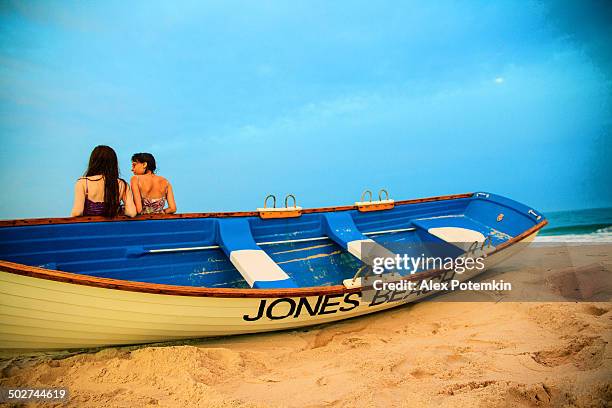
[154, 174, 169, 184]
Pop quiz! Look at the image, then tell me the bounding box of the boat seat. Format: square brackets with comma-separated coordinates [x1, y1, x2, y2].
[427, 227, 485, 243]
[322, 212, 395, 264]
[217, 219, 298, 289]
[412, 216, 495, 253]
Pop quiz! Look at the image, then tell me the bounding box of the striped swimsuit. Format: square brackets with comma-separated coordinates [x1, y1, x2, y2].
[137, 176, 167, 214]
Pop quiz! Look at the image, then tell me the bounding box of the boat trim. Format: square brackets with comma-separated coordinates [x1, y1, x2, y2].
[0, 193, 474, 227]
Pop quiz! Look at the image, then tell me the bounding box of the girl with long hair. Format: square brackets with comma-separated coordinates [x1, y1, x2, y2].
[71, 145, 137, 218]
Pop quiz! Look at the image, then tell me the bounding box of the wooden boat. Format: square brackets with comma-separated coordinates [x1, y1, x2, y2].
[0, 192, 546, 350]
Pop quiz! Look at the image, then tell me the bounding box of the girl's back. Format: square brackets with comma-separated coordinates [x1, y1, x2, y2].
[71, 145, 136, 218]
[130, 152, 176, 215]
[134, 174, 168, 199]
[79, 176, 127, 202]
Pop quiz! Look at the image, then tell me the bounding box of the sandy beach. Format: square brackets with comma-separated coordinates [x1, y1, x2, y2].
[2, 0, 610, 406]
[1, 242, 610, 407]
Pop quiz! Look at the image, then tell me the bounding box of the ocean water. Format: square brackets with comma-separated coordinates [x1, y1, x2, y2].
[536, 207, 612, 242]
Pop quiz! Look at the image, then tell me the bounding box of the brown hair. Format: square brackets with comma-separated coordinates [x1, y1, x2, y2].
[131, 152, 156, 173]
[84, 145, 126, 218]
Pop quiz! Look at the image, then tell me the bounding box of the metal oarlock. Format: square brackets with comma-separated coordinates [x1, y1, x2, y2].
[482, 235, 493, 250]
[465, 235, 494, 258]
[356, 188, 395, 212]
[475, 192, 490, 198]
[378, 188, 389, 201]
[263, 194, 277, 209]
[467, 240, 480, 255]
[285, 194, 297, 208]
[258, 194, 302, 219]
[361, 189, 373, 203]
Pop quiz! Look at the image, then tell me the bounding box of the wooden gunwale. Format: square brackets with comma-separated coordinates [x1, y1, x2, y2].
[0, 193, 474, 227]
[0, 217, 548, 299]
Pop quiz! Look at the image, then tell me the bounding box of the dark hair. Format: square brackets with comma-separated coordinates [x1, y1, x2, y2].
[84, 145, 126, 218]
[131, 152, 157, 173]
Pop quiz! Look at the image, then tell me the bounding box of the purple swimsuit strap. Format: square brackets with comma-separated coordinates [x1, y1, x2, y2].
[83, 177, 106, 216]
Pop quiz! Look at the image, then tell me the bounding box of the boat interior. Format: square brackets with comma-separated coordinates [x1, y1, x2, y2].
[0, 193, 543, 289]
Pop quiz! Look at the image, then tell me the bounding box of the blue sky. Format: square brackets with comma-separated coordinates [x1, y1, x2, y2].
[1, 1, 610, 219]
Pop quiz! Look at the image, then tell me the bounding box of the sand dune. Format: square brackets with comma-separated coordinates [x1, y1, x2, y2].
[1, 243, 611, 407]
